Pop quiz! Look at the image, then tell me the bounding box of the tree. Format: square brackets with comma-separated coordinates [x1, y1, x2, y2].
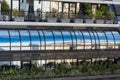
[1, 0, 10, 13]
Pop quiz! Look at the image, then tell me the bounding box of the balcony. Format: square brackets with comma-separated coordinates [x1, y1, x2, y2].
[0, 12, 114, 24]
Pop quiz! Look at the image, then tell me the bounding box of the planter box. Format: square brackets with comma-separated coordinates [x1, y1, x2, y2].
[14, 17, 24, 22]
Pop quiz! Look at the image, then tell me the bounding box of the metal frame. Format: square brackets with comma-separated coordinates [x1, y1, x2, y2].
[28, 29, 32, 51]
[0, 29, 120, 51]
[0, 28, 120, 62]
[60, 30, 64, 50]
[103, 30, 109, 49]
[111, 31, 116, 49]
[51, 30, 55, 51]
[73, 30, 77, 50]
[87, 30, 92, 50]
[79, 30, 85, 50]
[42, 30, 46, 50]
[90, 30, 96, 49]
[69, 30, 73, 50]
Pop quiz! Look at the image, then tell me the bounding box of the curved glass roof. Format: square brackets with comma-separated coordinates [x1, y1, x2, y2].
[0, 29, 120, 51]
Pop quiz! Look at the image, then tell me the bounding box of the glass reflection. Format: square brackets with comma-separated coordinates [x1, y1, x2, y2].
[105, 31, 114, 49]
[54, 30, 63, 50]
[39, 30, 45, 50]
[89, 31, 95, 49]
[75, 31, 83, 49]
[71, 31, 77, 50]
[82, 31, 91, 49]
[62, 31, 72, 50]
[112, 31, 120, 49]
[0, 30, 10, 51]
[20, 30, 30, 50]
[98, 31, 107, 49]
[78, 31, 84, 49]
[44, 30, 54, 50]
[93, 31, 99, 49]
[30, 30, 40, 50]
[0, 30, 119, 51]
[10, 30, 20, 50]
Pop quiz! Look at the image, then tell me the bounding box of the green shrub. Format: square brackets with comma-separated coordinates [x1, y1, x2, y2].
[106, 12, 115, 20]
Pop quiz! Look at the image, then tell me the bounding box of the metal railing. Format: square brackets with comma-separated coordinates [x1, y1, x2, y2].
[0, 11, 115, 24]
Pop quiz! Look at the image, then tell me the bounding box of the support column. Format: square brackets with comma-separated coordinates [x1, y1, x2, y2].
[50, 1, 51, 17]
[68, 3, 70, 18]
[27, 0, 35, 21]
[75, 3, 77, 18]
[58, 1, 59, 16]
[92, 4, 97, 23]
[80, 3, 86, 23]
[10, 0, 13, 21]
[20, 61, 23, 69]
[0, 3, 1, 15]
[19, 0, 20, 16]
[41, 1, 43, 18]
[62, 2, 64, 14]
[79, 3, 80, 13]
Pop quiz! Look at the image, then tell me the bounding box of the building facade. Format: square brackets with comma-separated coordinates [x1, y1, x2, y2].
[0, 0, 120, 67]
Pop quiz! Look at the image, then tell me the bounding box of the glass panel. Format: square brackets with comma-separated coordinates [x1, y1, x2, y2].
[10, 30, 20, 50]
[97, 31, 107, 49]
[71, 31, 77, 50]
[70, 3, 75, 17]
[62, 31, 72, 50]
[112, 31, 120, 49]
[20, 30, 30, 50]
[39, 30, 45, 50]
[82, 31, 91, 49]
[93, 31, 100, 49]
[30, 30, 40, 50]
[89, 31, 95, 49]
[75, 31, 84, 49]
[63, 3, 69, 18]
[0, 47, 9, 51]
[0, 30, 10, 51]
[10, 47, 20, 51]
[54, 30, 63, 50]
[44, 30, 54, 50]
[42, 1, 50, 12]
[105, 31, 114, 49]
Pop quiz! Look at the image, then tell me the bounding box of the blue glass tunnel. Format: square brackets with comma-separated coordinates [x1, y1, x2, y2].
[0, 29, 120, 51]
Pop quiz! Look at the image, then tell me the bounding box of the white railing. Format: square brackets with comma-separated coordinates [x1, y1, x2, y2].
[51, 0, 120, 4]
[0, 21, 119, 28]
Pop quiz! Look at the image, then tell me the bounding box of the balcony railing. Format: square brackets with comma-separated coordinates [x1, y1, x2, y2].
[0, 11, 115, 24]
